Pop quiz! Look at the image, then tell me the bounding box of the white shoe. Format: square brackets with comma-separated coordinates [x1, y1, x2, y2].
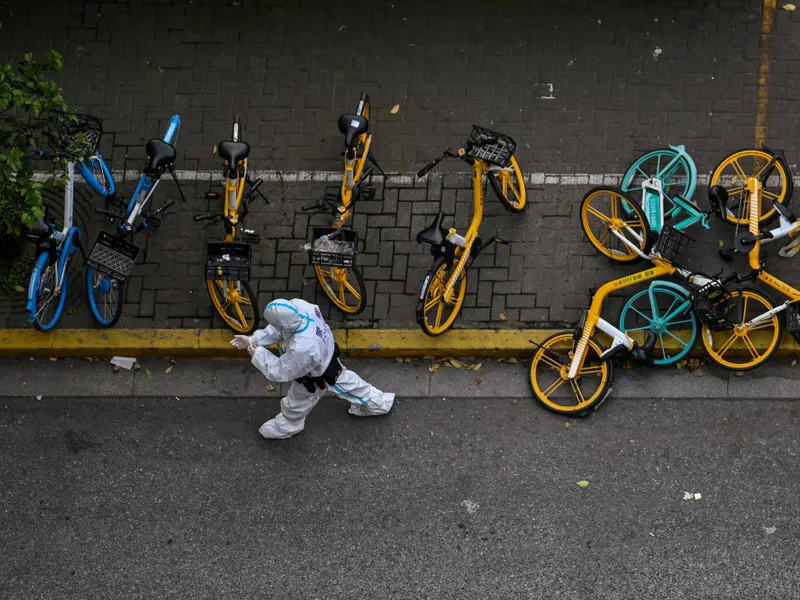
[258, 414, 304, 439]
[348, 394, 395, 417]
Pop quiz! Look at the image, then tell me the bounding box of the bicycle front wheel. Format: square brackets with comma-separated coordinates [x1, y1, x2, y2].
[86, 266, 125, 327]
[621, 148, 696, 219]
[416, 255, 467, 336]
[29, 251, 68, 332]
[580, 187, 652, 263]
[619, 284, 697, 366]
[529, 332, 612, 415]
[488, 155, 527, 213]
[701, 288, 781, 371]
[709, 149, 793, 226]
[207, 279, 259, 334]
[314, 266, 367, 315]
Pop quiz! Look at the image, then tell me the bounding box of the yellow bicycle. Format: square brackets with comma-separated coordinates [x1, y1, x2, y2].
[194, 116, 266, 334]
[414, 126, 526, 336]
[302, 92, 383, 315]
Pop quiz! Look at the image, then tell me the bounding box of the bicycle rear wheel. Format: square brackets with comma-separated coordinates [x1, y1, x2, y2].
[86, 266, 125, 327]
[207, 279, 259, 334]
[529, 332, 612, 415]
[621, 148, 696, 220]
[29, 251, 68, 332]
[701, 288, 781, 371]
[488, 155, 527, 212]
[314, 265, 367, 315]
[619, 284, 697, 366]
[416, 254, 467, 336]
[709, 149, 793, 226]
[580, 187, 653, 263]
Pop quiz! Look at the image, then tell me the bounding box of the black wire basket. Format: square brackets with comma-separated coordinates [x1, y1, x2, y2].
[653, 225, 692, 266]
[692, 280, 734, 330]
[61, 113, 103, 157]
[308, 227, 358, 268]
[785, 302, 800, 342]
[205, 242, 251, 281]
[464, 125, 516, 168]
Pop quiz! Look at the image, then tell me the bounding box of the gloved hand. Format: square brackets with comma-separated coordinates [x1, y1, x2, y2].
[247, 344, 257, 357]
[231, 335, 254, 350]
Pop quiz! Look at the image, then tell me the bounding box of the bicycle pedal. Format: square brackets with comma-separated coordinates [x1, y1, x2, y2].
[243, 229, 261, 244]
[358, 184, 376, 202]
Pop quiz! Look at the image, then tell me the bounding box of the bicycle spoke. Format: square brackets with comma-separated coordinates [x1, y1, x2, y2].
[596, 227, 611, 246]
[569, 378, 586, 405]
[434, 299, 444, 328]
[739, 333, 760, 360]
[542, 377, 567, 398]
[625, 325, 654, 332]
[762, 189, 780, 201]
[610, 197, 618, 220]
[716, 332, 739, 358]
[726, 185, 744, 197]
[663, 328, 689, 347]
[234, 301, 248, 326]
[587, 205, 611, 223]
[741, 296, 749, 325]
[578, 364, 604, 376]
[730, 159, 748, 183]
[539, 353, 564, 371]
[631, 306, 653, 322]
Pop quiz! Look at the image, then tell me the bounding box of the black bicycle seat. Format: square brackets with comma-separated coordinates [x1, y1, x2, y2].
[144, 139, 177, 174]
[708, 186, 729, 218]
[773, 200, 796, 222]
[218, 141, 250, 165]
[338, 114, 368, 149]
[417, 212, 448, 247]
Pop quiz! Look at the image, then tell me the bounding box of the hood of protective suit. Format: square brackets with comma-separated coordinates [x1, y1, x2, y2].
[263, 300, 312, 341]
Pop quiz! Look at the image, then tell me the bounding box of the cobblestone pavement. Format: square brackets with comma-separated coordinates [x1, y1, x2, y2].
[3, 0, 800, 330]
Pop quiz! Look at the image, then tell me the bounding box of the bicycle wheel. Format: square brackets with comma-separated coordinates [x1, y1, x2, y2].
[488, 155, 527, 213]
[29, 251, 68, 332]
[206, 279, 259, 334]
[619, 284, 697, 366]
[529, 332, 612, 415]
[701, 288, 781, 371]
[86, 155, 115, 196]
[621, 148, 696, 219]
[314, 265, 367, 315]
[709, 149, 793, 226]
[86, 266, 124, 327]
[416, 254, 467, 336]
[580, 187, 653, 263]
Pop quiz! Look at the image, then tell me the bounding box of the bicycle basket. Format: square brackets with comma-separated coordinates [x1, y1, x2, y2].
[465, 125, 516, 168]
[653, 225, 692, 266]
[205, 242, 251, 281]
[785, 302, 800, 342]
[61, 113, 103, 156]
[692, 280, 733, 330]
[86, 231, 141, 282]
[307, 227, 358, 268]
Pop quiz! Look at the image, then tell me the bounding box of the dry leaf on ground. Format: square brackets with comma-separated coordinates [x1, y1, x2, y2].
[133, 363, 141, 371]
[112, 364, 120, 372]
[467, 362, 482, 371]
[499, 312, 507, 321]
[476, 374, 483, 384]
[792, 359, 797, 367]
[564, 422, 572, 430]
[498, 357, 518, 364]
[14, 285, 25, 293]
[267, 384, 275, 391]
[783, 3, 796, 11]
[146, 369, 153, 377]
[511, 398, 519, 405]
[390, 104, 400, 114]
[577, 480, 590, 488]
[567, 59, 575, 66]
[428, 364, 440, 374]
[734, 371, 744, 377]
[449, 359, 467, 369]
[165, 366, 173, 374]
[692, 368, 705, 377]
[395, 357, 404, 363]
[48, 357, 57, 362]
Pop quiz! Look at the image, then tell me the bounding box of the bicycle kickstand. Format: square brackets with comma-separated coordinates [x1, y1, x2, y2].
[367, 153, 387, 178]
[168, 164, 187, 203]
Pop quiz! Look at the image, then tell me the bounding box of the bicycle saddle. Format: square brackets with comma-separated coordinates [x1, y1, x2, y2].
[218, 141, 250, 165]
[417, 212, 448, 247]
[144, 139, 177, 174]
[338, 114, 368, 149]
[708, 186, 729, 218]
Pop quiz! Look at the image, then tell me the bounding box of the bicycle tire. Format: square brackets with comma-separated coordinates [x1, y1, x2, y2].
[488, 155, 527, 213]
[416, 255, 467, 337]
[621, 148, 696, 211]
[29, 250, 68, 332]
[709, 148, 793, 227]
[580, 186, 653, 264]
[529, 331, 613, 415]
[85, 265, 125, 327]
[314, 265, 367, 315]
[206, 279, 259, 334]
[700, 287, 781, 371]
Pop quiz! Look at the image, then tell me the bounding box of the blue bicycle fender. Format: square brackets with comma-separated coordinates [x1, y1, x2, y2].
[77, 155, 115, 197]
[163, 114, 181, 144]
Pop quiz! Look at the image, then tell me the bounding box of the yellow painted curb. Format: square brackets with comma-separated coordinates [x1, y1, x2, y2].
[0, 328, 798, 359]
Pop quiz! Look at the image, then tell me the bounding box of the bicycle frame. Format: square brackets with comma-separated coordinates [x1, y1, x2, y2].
[338, 97, 371, 227]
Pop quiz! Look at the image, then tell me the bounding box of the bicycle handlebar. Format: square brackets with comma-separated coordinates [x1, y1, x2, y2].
[193, 213, 213, 222]
[417, 150, 457, 178]
[94, 207, 125, 221]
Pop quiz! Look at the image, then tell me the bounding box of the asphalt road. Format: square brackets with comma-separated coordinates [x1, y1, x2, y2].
[2, 390, 799, 599]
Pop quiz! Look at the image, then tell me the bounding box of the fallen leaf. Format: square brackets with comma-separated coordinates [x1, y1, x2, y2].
[498, 357, 518, 364]
[403, 358, 412, 363]
[734, 371, 744, 377]
[449, 358, 467, 369]
[499, 312, 507, 321]
[146, 369, 153, 377]
[13, 285, 24, 293]
[390, 104, 400, 114]
[476, 374, 483, 384]
[395, 357, 404, 363]
[266, 384, 275, 391]
[35, 395, 42, 400]
[692, 368, 705, 377]
[792, 359, 797, 367]
[134, 363, 141, 371]
[576, 480, 590, 488]
[423, 355, 435, 361]
[718, 240, 724, 248]
[428, 364, 440, 374]
[511, 398, 519, 405]
[597, 19, 602, 24]
[49, 357, 57, 362]
[694, 493, 702, 500]
[338, 24, 346, 31]
[783, 3, 796, 10]
[564, 422, 572, 429]
[567, 58, 575, 66]
[212, 144, 217, 155]
[165, 366, 173, 374]
[112, 364, 121, 372]
[467, 362, 482, 371]
[687, 358, 701, 371]
[168, 358, 176, 365]
[676, 359, 687, 370]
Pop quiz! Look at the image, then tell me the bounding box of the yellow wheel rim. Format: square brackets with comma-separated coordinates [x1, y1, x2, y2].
[421, 257, 467, 335]
[206, 279, 256, 333]
[701, 290, 781, 370]
[314, 265, 364, 314]
[580, 189, 648, 262]
[499, 156, 526, 210]
[710, 150, 791, 225]
[530, 333, 610, 413]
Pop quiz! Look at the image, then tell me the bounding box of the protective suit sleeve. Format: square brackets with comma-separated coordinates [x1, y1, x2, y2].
[250, 346, 318, 383]
[252, 325, 282, 347]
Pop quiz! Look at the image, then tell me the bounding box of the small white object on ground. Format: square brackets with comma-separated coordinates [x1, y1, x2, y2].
[764, 526, 777, 535]
[461, 499, 479, 514]
[110, 356, 137, 370]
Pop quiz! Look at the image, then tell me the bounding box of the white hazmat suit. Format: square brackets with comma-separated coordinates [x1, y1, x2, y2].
[232, 299, 395, 439]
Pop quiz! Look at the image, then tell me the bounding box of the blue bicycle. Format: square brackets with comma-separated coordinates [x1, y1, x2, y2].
[86, 114, 183, 326]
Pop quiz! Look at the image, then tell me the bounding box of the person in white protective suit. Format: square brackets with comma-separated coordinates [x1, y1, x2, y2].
[231, 298, 395, 439]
